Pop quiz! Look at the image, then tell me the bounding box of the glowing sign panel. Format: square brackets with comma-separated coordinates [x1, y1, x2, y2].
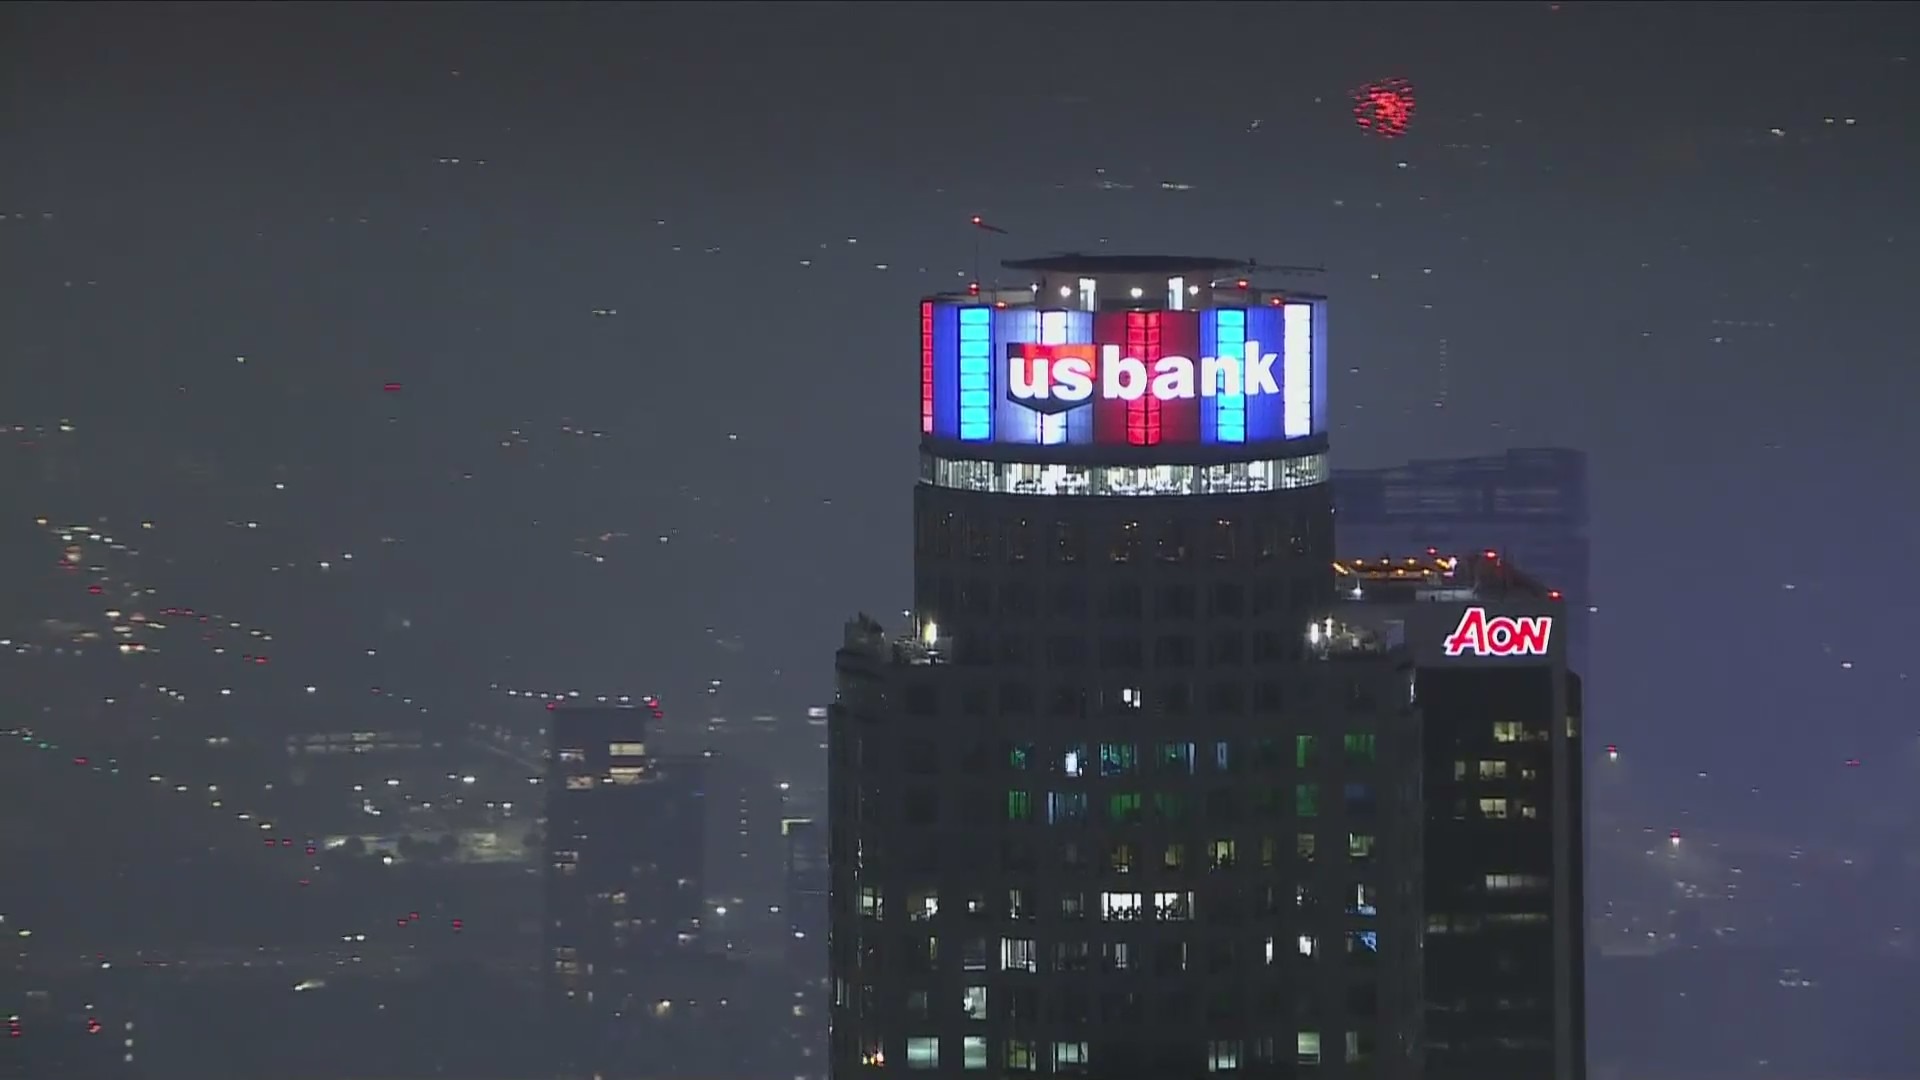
[1441, 607, 1554, 658]
[922, 303, 1323, 447]
[1007, 341, 1279, 414]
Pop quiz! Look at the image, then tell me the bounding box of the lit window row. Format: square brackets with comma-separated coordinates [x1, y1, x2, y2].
[862, 1033, 1357, 1070]
[920, 452, 1328, 497]
[870, 882, 1378, 924]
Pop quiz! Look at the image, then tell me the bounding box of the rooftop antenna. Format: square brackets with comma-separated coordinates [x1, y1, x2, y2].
[969, 216, 1008, 295]
[1239, 260, 1327, 279]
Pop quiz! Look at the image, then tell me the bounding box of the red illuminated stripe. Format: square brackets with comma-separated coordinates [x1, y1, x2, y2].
[1159, 311, 1200, 443]
[1125, 312, 1163, 446]
[919, 301, 934, 434]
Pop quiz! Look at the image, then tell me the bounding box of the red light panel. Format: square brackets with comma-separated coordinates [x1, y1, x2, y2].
[1125, 312, 1163, 447]
[920, 302, 934, 434]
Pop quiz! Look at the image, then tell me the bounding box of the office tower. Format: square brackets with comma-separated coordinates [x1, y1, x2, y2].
[1331, 553, 1586, 1080]
[545, 706, 706, 1076]
[785, 816, 829, 955]
[1334, 449, 1590, 674]
[829, 256, 1425, 1078]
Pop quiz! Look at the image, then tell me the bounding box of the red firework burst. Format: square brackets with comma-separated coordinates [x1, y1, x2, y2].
[1352, 77, 1417, 139]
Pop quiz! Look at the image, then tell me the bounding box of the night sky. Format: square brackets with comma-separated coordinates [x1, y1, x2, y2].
[5, 0, 1918, 921]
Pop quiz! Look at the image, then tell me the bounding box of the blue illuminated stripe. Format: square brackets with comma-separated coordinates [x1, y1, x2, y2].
[1213, 309, 1247, 444]
[957, 307, 993, 442]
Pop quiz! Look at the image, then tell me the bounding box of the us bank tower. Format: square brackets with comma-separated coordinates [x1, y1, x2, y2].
[828, 255, 1423, 1079]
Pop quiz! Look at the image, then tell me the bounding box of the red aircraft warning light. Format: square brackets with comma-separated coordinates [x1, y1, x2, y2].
[1352, 77, 1417, 139]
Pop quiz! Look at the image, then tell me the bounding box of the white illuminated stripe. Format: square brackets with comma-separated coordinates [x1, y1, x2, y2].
[1167, 276, 1185, 310]
[1077, 277, 1097, 312]
[1282, 303, 1313, 439]
[1039, 311, 1069, 446]
[921, 451, 1330, 496]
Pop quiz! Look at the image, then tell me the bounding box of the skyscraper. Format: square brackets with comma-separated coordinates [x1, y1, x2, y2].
[1330, 553, 1586, 1080]
[829, 256, 1424, 1078]
[544, 706, 706, 1076]
[1333, 449, 1590, 675]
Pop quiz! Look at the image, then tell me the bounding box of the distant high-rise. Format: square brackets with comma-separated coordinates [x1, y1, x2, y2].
[783, 816, 828, 957]
[544, 706, 706, 1077]
[1332, 553, 1587, 1080]
[1334, 449, 1590, 674]
[829, 257, 1426, 1079]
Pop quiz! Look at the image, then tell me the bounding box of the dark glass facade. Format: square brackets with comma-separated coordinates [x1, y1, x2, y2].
[1331, 555, 1587, 1080]
[1334, 449, 1590, 675]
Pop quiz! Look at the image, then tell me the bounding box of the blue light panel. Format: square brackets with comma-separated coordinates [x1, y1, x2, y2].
[957, 307, 993, 442]
[1245, 306, 1285, 442]
[1211, 309, 1247, 443]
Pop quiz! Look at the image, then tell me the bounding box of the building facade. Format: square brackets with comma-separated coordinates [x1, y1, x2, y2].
[544, 706, 706, 1076]
[829, 256, 1425, 1079]
[1330, 554, 1586, 1080]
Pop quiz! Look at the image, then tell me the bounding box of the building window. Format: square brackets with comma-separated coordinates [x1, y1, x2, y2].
[1047, 791, 1088, 824]
[1348, 833, 1376, 860]
[906, 1037, 940, 1069]
[963, 1035, 989, 1070]
[1053, 941, 1090, 972]
[1108, 793, 1143, 823]
[1295, 783, 1319, 818]
[861, 1043, 885, 1067]
[1100, 742, 1138, 775]
[859, 886, 883, 919]
[557, 747, 585, 763]
[1296, 832, 1316, 861]
[1479, 797, 1509, 819]
[1297, 1032, 1322, 1066]
[606, 741, 646, 757]
[1298, 933, 1317, 957]
[1485, 873, 1550, 893]
[1345, 1031, 1373, 1064]
[1207, 1039, 1242, 1071]
[1208, 839, 1237, 869]
[963, 985, 988, 1020]
[1210, 519, 1238, 561]
[1062, 745, 1087, 777]
[1344, 732, 1376, 765]
[1153, 891, 1195, 921]
[1492, 720, 1523, 743]
[1157, 741, 1196, 773]
[1100, 892, 1143, 921]
[1343, 782, 1376, 817]
[1295, 734, 1317, 768]
[908, 890, 937, 921]
[1052, 1041, 1089, 1070]
[1005, 1040, 1035, 1071]
[1007, 790, 1033, 822]
[1000, 937, 1037, 972]
[1478, 759, 1508, 779]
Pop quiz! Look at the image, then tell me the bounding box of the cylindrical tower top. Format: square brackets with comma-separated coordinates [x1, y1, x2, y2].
[917, 253, 1330, 470]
